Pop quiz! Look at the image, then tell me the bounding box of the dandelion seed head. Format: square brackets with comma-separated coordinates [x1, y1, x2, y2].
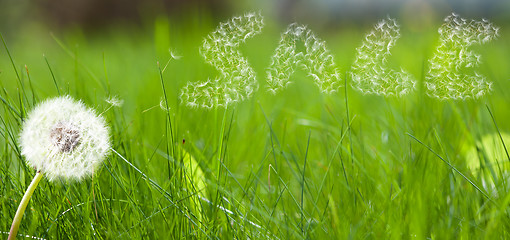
[19, 96, 110, 181]
[50, 121, 81, 153]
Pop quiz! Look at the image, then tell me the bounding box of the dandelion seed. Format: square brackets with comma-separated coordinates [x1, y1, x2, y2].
[350, 17, 415, 96]
[426, 13, 498, 100]
[105, 96, 124, 107]
[160, 98, 170, 112]
[169, 50, 182, 60]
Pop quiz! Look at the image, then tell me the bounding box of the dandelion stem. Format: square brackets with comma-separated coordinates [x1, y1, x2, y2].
[9, 171, 43, 240]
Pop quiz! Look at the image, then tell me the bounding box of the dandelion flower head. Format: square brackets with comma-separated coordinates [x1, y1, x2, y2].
[19, 96, 110, 181]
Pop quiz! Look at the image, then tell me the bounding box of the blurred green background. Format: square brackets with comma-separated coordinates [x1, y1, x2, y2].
[1, 0, 509, 116]
[2, 0, 510, 239]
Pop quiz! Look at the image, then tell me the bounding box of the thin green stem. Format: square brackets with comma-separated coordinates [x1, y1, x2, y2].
[9, 171, 43, 240]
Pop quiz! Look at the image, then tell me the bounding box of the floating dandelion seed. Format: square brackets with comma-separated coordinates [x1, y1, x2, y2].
[105, 96, 124, 107]
[9, 96, 110, 240]
[159, 98, 171, 112]
[169, 49, 182, 60]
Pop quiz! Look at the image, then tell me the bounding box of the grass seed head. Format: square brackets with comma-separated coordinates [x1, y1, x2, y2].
[19, 96, 110, 181]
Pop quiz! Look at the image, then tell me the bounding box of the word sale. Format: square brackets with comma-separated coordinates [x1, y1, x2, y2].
[179, 12, 499, 108]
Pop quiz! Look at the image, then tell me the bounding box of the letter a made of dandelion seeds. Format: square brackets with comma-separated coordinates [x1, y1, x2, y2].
[426, 13, 499, 100]
[350, 17, 416, 96]
[9, 96, 110, 240]
[266, 23, 341, 94]
[179, 12, 263, 108]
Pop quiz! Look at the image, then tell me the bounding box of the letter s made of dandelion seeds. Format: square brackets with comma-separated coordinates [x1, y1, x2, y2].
[179, 12, 263, 108]
[426, 13, 498, 100]
[266, 23, 341, 94]
[350, 17, 416, 96]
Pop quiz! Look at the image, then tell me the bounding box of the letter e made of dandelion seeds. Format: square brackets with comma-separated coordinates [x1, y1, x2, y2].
[425, 13, 499, 100]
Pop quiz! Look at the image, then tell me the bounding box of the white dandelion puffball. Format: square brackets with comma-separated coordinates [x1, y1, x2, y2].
[19, 96, 110, 181]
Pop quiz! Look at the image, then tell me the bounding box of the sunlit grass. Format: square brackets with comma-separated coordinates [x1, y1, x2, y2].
[1, 13, 510, 239]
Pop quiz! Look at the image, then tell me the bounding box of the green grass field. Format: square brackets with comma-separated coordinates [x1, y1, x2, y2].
[2, 12, 510, 239]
